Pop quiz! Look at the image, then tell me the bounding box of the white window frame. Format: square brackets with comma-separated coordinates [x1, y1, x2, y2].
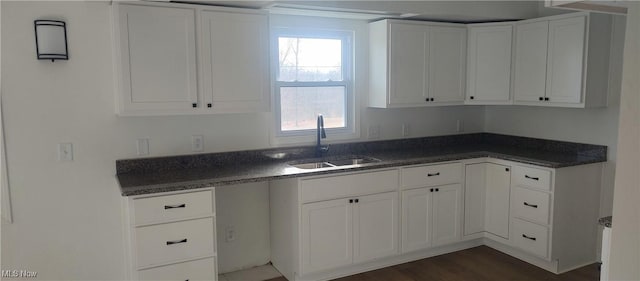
[271, 27, 356, 143]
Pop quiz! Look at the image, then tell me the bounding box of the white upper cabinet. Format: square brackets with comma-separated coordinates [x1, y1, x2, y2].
[513, 13, 612, 107]
[114, 2, 270, 116]
[466, 23, 514, 105]
[429, 27, 467, 103]
[200, 10, 270, 113]
[369, 20, 466, 108]
[116, 4, 199, 114]
[513, 21, 549, 103]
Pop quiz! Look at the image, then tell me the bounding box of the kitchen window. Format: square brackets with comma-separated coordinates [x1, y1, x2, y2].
[273, 29, 354, 139]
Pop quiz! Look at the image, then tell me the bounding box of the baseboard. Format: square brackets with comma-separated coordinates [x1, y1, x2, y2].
[483, 238, 560, 273]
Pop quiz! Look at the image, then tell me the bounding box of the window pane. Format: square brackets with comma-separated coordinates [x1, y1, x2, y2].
[278, 37, 342, 82]
[280, 86, 346, 131]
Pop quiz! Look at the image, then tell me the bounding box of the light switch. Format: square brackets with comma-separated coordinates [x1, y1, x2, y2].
[58, 143, 73, 161]
[137, 138, 149, 156]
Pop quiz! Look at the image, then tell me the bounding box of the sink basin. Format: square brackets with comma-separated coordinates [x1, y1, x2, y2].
[287, 155, 381, 170]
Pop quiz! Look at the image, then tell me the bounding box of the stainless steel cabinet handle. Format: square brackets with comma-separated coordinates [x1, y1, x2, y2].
[427, 172, 440, 177]
[164, 204, 186, 210]
[522, 234, 536, 241]
[523, 202, 538, 208]
[166, 239, 188, 245]
[524, 175, 539, 181]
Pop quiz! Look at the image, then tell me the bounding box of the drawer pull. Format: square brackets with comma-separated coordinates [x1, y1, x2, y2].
[166, 239, 188, 245]
[164, 204, 186, 210]
[523, 202, 538, 208]
[524, 175, 539, 181]
[427, 172, 440, 177]
[522, 234, 537, 241]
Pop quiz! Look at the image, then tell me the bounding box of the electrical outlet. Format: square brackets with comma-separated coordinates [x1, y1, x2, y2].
[58, 143, 73, 161]
[456, 120, 464, 132]
[402, 123, 410, 137]
[368, 125, 381, 139]
[137, 138, 149, 156]
[225, 226, 236, 242]
[192, 135, 204, 152]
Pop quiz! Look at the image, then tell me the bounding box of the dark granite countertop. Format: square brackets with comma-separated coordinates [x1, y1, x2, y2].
[116, 133, 607, 196]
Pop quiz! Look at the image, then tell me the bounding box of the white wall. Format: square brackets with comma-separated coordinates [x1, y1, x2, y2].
[0, 2, 489, 280]
[608, 2, 640, 280]
[484, 15, 626, 220]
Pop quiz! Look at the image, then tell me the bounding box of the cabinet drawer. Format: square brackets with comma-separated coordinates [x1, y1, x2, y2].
[135, 218, 215, 268]
[512, 187, 551, 225]
[133, 190, 213, 225]
[401, 162, 462, 188]
[301, 169, 398, 203]
[513, 166, 552, 191]
[512, 218, 549, 259]
[138, 257, 216, 281]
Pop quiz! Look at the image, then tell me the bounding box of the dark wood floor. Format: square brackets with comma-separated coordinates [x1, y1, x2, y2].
[266, 246, 599, 281]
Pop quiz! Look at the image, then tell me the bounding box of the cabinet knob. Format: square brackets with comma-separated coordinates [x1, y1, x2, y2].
[505, 168, 510, 172]
[430, 188, 434, 192]
[207, 103, 212, 108]
[539, 97, 544, 101]
[430, 98, 435, 102]
[470, 96, 474, 100]
[544, 97, 549, 101]
[425, 98, 429, 102]
[192, 103, 197, 108]
[435, 188, 439, 192]
[349, 199, 354, 203]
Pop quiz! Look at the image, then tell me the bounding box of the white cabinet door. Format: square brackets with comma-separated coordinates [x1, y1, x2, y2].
[484, 163, 511, 239]
[401, 187, 432, 253]
[200, 11, 270, 113]
[432, 184, 463, 246]
[464, 163, 486, 236]
[353, 192, 399, 263]
[545, 16, 586, 104]
[389, 23, 429, 105]
[301, 198, 352, 274]
[514, 20, 549, 103]
[466, 24, 513, 104]
[429, 26, 466, 104]
[117, 4, 198, 113]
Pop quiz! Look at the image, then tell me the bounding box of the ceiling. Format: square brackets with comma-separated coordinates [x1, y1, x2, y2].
[173, 1, 544, 23]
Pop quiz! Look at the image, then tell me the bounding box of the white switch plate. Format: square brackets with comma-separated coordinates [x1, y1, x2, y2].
[225, 226, 236, 242]
[402, 123, 410, 137]
[192, 135, 204, 152]
[368, 125, 380, 139]
[58, 143, 73, 161]
[137, 138, 149, 156]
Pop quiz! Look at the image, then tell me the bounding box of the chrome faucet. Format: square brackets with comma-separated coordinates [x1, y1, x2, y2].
[316, 114, 329, 157]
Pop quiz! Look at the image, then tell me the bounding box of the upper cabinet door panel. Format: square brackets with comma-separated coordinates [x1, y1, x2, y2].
[546, 16, 586, 103]
[429, 26, 466, 103]
[466, 25, 513, 103]
[200, 11, 270, 112]
[118, 5, 198, 112]
[389, 23, 429, 105]
[514, 20, 549, 102]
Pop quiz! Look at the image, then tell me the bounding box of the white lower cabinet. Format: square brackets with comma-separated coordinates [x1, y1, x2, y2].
[138, 257, 217, 281]
[123, 188, 217, 281]
[300, 198, 352, 274]
[270, 159, 603, 280]
[464, 162, 511, 239]
[402, 183, 463, 253]
[301, 191, 399, 275]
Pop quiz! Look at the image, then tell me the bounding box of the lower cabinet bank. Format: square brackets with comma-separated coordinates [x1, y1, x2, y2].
[270, 159, 603, 281]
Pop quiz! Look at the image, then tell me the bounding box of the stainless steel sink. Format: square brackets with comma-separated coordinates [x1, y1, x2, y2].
[287, 155, 381, 170]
